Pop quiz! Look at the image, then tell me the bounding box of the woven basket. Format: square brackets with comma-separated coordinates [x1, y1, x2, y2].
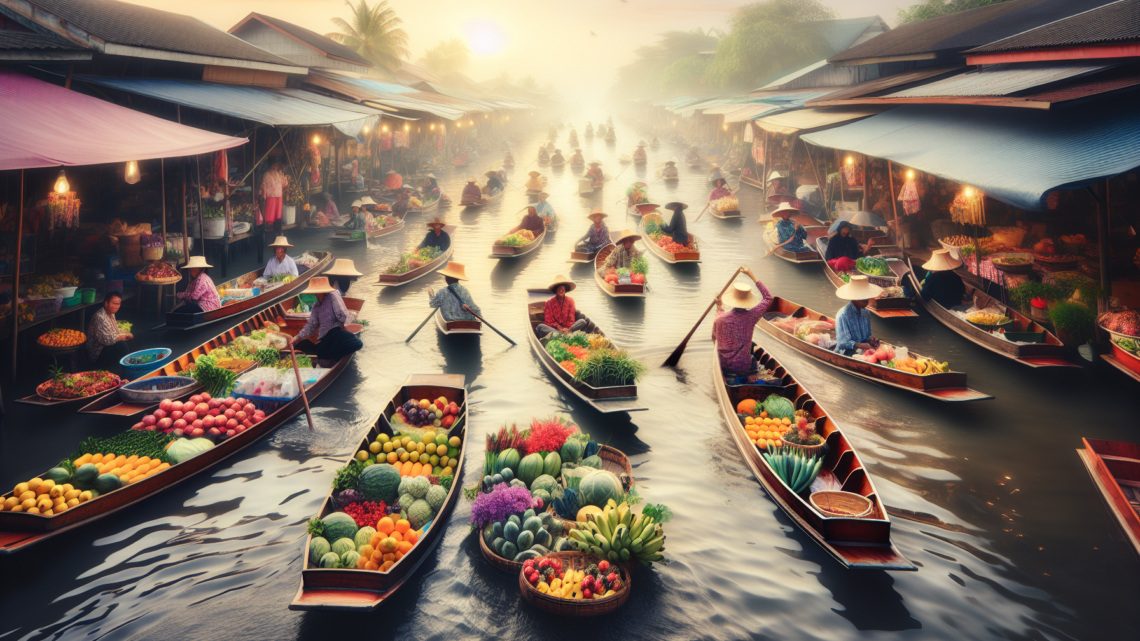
[117, 376, 198, 404]
[987, 226, 1026, 248]
[550, 445, 636, 529]
[136, 274, 182, 286]
[478, 524, 526, 574]
[518, 551, 631, 616]
[810, 491, 873, 518]
[779, 435, 827, 455]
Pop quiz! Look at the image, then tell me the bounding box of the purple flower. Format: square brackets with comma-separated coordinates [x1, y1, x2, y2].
[470, 484, 534, 528]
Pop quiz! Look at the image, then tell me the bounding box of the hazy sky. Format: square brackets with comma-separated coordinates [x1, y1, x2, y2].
[136, 0, 904, 98]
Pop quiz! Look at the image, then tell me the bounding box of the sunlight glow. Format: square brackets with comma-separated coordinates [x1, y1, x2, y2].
[464, 19, 506, 55]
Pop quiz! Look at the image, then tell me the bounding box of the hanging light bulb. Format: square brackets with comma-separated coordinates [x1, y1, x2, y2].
[404, 124, 410, 131]
[964, 187, 974, 198]
[845, 156, 854, 166]
[382, 125, 389, 133]
[906, 170, 914, 179]
[124, 161, 141, 185]
[312, 135, 321, 144]
[363, 126, 370, 134]
[53, 170, 69, 194]
[430, 123, 435, 131]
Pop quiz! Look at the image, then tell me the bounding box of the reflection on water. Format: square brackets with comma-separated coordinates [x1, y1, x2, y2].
[1, 119, 1138, 641]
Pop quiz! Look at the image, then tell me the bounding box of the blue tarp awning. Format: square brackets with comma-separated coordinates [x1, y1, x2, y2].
[77, 76, 382, 138]
[803, 102, 1140, 210]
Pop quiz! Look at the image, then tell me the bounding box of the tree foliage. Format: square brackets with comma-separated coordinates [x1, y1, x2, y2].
[325, 0, 410, 71]
[609, 27, 723, 102]
[420, 38, 471, 76]
[897, 0, 1015, 24]
[518, 75, 538, 90]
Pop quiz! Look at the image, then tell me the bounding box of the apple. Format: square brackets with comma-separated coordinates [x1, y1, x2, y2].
[153, 409, 167, 420]
[190, 427, 205, 437]
[224, 408, 236, 420]
[132, 422, 145, 431]
[158, 418, 173, 430]
[189, 394, 202, 405]
[195, 403, 209, 415]
[172, 400, 184, 412]
[241, 420, 252, 429]
[200, 392, 212, 401]
[191, 419, 203, 431]
[208, 427, 221, 435]
[170, 410, 183, 421]
[206, 399, 220, 409]
[144, 423, 157, 431]
[183, 411, 198, 422]
[250, 415, 262, 424]
[208, 408, 221, 417]
[226, 418, 239, 430]
[174, 419, 187, 430]
[226, 429, 236, 438]
[235, 411, 247, 422]
[159, 399, 173, 413]
[244, 404, 255, 414]
[142, 415, 157, 426]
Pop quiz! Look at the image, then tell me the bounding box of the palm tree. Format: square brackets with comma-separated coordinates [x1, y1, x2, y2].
[326, 0, 410, 71]
[420, 38, 471, 76]
[518, 75, 538, 90]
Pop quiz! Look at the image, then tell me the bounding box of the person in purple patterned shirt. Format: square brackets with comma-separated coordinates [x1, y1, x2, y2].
[174, 255, 221, 313]
[576, 208, 610, 253]
[291, 277, 362, 366]
[712, 268, 773, 377]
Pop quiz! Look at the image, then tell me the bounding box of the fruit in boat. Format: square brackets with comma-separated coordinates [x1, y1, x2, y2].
[736, 398, 758, 415]
[530, 474, 559, 495]
[355, 526, 377, 549]
[579, 455, 602, 469]
[579, 470, 623, 508]
[94, 474, 121, 494]
[559, 439, 584, 464]
[44, 468, 70, 484]
[543, 452, 562, 479]
[319, 552, 340, 568]
[309, 537, 330, 564]
[321, 511, 359, 542]
[518, 453, 545, 487]
[761, 395, 795, 420]
[358, 463, 401, 503]
[496, 448, 521, 475]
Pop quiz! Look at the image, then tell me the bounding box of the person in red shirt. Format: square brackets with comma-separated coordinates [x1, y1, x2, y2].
[535, 275, 587, 337]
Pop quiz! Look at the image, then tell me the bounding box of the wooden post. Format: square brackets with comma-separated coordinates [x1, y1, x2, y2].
[801, 138, 824, 211]
[181, 165, 188, 261]
[11, 169, 24, 380]
[195, 155, 205, 258]
[887, 161, 899, 247]
[160, 158, 167, 248]
[861, 152, 867, 210]
[253, 126, 262, 263]
[836, 149, 846, 205]
[1096, 181, 1112, 299]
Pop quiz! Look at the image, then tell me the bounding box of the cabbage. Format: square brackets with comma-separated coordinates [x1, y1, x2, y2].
[166, 438, 215, 464]
[856, 257, 889, 276]
[762, 395, 796, 420]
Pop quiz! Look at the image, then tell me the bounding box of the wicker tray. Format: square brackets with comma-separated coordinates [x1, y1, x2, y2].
[517, 551, 631, 616]
[478, 522, 526, 574]
[35, 372, 122, 401]
[136, 274, 182, 286]
[810, 491, 873, 518]
[117, 376, 199, 404]
[37, 341, 84, 354]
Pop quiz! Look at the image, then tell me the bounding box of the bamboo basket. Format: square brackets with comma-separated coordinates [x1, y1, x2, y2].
[810, 491, 873, 518]
[478, 523, 526, 574]
[517, 551, 632, 616]
[778, 435, 827, 455]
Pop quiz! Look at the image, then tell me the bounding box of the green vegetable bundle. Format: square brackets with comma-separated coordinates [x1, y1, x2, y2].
[69, 431, 176, 464]
[190, 354, 237, 397]
[572, 349, 647, 387]
[856, 256, 889, 276]
[560, 332, 590, 349]
[546, 340, 574, 362]
[630, 255, 649, 276]
[763, 448, 822, 494]
[1116, 338, 1140, 354]
[498, 234, 526, 247]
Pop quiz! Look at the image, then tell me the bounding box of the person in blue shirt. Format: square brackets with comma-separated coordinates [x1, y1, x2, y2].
[834, 275, 882, 356]
[427, 262, 480, 322]
[770, 202, 811, 253]
[534, 192, 556, 231]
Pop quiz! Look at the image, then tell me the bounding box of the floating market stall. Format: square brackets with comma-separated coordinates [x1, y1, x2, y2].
[816, 243, 917, 319]
[491, 227, 545, 259]
[374, 234, 454, 287]
[640, 214, 700, 264]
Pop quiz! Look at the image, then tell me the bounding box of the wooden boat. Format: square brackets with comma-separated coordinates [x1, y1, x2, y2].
[757, 297, 993, 402]
[903, 258, 1077, 368]
[1102, 340, 1140, 383]
[761, 215, 828, 264]
[639, 218, 700, 264]
[490, 226, 546, 259]
[594, 239, 645, 298]
[329, 218, 404, 243]
[153, 251, 334, 331]
[525, 293, 646, 413]
[461, 189, 504, 209]
[634, 157, 647, 166]
[283, 295, 365, 322]
[1, 308, 354, 553]
[739, 174, 764, 190]
[711, 338, 916, 570]
[434, 309, 482, 336]
[375, 230, 455, 288]
[405, 196, 442, 216]
[569, 247, 599, 264]
[816, 238, 918, 319]
[1077, 438, 1140, 560]
[289, 374, 468, 610]
[709, 203, 742, 219]
[550, 160, 565, 168]
[626, 202, 659, 218]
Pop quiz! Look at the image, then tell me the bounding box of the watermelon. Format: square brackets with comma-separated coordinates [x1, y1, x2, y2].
[580, 455, 603, 470]
[579, 470, 623, 508]
[516, 529, 534, 551]
[319, 552, 340, 568]
[507, 514, 522, 528]
[560, 439, 584, 464]
[482, 523, 497, 546]
[530, 474, 559, 495]
[94, 473, 121, 494]
[359, 464, 401, 503]
[355, 527, 377, 549]
[504, 520, 520, 544]
[523, 509, 536, 521]
[496, 448, 521, 474]
[509, 479, 527, 489]
[321, 512, 359, 542]
[534, 528, 553, 549]
[518, 453, 545, 487]
[543, 452, 562, 479]
[331, 537, 356, 556]
[492, 537, 506, 555]
[500, 468, 515, 482]
[531, 489, 551, 505]
[72, 463, 99, 489]
[491, 521, 504, 541]
[501, 541, 518, 560]
[309, 537, 330, 564]
[514, 549, 541, 562]
[44, 467, 71, 484]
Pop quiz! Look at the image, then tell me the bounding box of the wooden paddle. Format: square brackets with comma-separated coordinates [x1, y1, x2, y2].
[663, 267, 745, 367]
[288, 343, 314, 431]
[405, 309, 436, 343]
[442, 287, 516, 346]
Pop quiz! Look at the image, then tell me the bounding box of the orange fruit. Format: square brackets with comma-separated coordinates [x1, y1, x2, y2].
[404, 530, 419, 545]
[377, 517, 395, 534]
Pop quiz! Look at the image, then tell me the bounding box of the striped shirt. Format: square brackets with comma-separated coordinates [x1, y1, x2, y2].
[179, 272, 222, 311]
[835, 302, 872, 352]
[85, 307, 120, 361]
[603, 244, 641, 270]
[429, 283, 480, 321]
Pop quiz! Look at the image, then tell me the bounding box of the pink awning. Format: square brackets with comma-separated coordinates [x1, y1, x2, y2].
[0, 70, 245, 171]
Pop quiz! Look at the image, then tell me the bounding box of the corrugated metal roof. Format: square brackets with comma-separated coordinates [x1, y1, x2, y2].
[232, 13, 372, 67]
[303, 72, 471, 120]
[802, 102, 1140, 210]
[829, 0, 1118, 64]
[724, 104, 783, 123]
[754, 107, 892, 135]
[887, 62, 1112, 97]
[807, 66, 966, 106]
[967, 0, 1140, 53]
[76, 76, 381, 137]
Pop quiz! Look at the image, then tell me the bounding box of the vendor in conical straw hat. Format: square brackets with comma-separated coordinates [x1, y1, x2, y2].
[765, 202, 811, 253]
[551, 148, 565, 163]
[265, 236, 298, 277]
[483, 169, 504, 195]
[602, 228, 643, 270]
[662, 159, 679, 178]
[633, 141, 647, 162]
[834, 275, 883, 356]
[291, 277, 362, 366]
[586, 161, 604, 183]
[577, 207, 610, 253]
[569, 148, 584, 165]
[324, 258, 363, 295]
[534, 191, 556, 230]
[708, 163, 723, 183]
[525, 170, 544, 192]
[713, 266, 773, 378]
[658, 202, 689, 247]
[536, 275, 587, 337]
[174, 255, 221, 314]
[919, 249, 966, 309]
[418, 217, 451, 253]
[428, 262, 481, 322]
[685, 145, 700, 163]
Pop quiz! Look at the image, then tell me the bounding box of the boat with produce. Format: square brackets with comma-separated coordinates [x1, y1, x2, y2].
[761, 214, 828, 264]
[461, 189, 505, 209]
[1100, 311, 1140, 383]
[709, 195, 742, 219]
[525, 293, 647, 413]
[1076, 438, 1140, 559]
[405, 195, 441, 216]
[816, 241, 917, 319]
[153, 251, 333, 331]
[626, 202, 659, 218]
[289, 374, 467, 611]
[17, 369, 125, 407]
[434, 309, 482, 336]
[283, 296, 365, 322]
[758, 297, 993, 402]
[329, 215, 404, 243]
[0, 311, 354, 553]
[374, 234, 455, 287]
[490, 227, 545, 259]
[903, 258, 1076, 368]
[711, 338, 916, 570]
[594, 240, 647, 298]
[640, 214, 700, 264]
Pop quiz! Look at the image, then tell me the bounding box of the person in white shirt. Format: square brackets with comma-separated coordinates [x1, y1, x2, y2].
[264, 236, 299, 277]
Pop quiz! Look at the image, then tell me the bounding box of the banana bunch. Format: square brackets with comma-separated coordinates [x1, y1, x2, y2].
[914, 358, 949, 375]
[568, 499, 665, 567]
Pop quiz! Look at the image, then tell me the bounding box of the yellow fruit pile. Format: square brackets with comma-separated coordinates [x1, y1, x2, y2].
[744, 413, 791, 451]
[538, 568, 618, 599]
[2, 478, 95, 514]
[77, 453, 170, 486]
[38, 328, 86, 348]
[966, 312, 1010, 326]
[359, 432, 459, 478]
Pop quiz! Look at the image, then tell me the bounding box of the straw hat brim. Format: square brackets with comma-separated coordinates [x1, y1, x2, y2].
[426, 218, 447, 228]
[528, 171, 541, 177]
[548, 278, 576, 293]
[325, 260, 363, 277]
[302, 278, 336, 294]
[437, 263, 469, 281]
[923, 250, 963, 272]
[720, 284, 760, 309]
[268, 236, 294, 248]
[613, 229, 641, 244]
[836, 278, 884, 301]
[182, 257, 213, 269]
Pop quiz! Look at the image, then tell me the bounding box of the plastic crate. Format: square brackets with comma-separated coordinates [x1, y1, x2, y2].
[24, 296, 62, 316]
[61, 293, 81, 308]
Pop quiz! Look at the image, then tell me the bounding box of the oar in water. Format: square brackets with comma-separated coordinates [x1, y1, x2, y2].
[663, 267, 745, 367]
[406, 309, 437, 343]
[443, 287, 516, 346]
[288, 343, 315, 431]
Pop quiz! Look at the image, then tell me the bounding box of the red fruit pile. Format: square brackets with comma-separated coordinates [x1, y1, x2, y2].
[656, 237, 693, 254]
[343, 500, 388, 528]
[130, 393, 266, 443]
[523, 556, 565, 586]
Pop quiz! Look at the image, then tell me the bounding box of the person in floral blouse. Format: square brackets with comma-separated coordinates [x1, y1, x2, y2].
[712, 268, 773, 378]
[576, 208, 610, 254]
[260, 163, 288, 236]
[535, 275, 587, 337]
[85, 291, 132, 364]
[602, 229, 642, 270]
[174, 255, 222, 313]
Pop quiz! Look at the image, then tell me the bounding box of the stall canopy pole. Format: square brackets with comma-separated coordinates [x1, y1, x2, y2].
[836, 149, 846, 205]
[181, 162, 188, 261]
[887, 160, 899, 246]
[161, 159, 167, 248]
[11, 169, 24, 381]
[1090, 182, 1112, 300]
[801, 139, 825, 218]
[195, 155, 205, 257]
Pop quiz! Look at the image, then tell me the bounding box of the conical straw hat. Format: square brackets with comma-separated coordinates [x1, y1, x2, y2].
[268, 235, 293, 248]
[182, 255, 212, 269]
[720, 283, 759, 309]
[437, 262, 469, 281]
[324, 258, 362, 277]
[836, 275, 883, 301]
[922, 249, 962, 272]
[548, 275, 576, 293]
[302, 276, 335, 294]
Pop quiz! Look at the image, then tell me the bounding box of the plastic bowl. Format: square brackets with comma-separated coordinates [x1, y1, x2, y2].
[120, 348, 173, 375]
[55, 287, 78, 298]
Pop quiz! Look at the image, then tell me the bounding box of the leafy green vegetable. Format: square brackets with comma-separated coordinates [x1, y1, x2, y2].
[546, 340, 574, 362]
[189, 354, 236, 397]
[630, 255, 649, 276]
[641, 503, 674, 523]
[856, 256, 889, 276]
[69, 431, 176, 463]
[572, 349, 647, 387]
[332, 460, 368, 491]
[254, 347, 280, 367]
[1115, 338, 1139, 354]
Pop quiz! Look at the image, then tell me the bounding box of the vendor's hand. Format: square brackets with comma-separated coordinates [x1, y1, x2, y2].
[855, 342, 873, 351]
[869, 337, 881, 348]
[462, 305, 472, 313]
[715, 300, 724, 311]
[118, 333, 133, 342]
[742, 267, 756, 280]
[427, 287, 435, 297]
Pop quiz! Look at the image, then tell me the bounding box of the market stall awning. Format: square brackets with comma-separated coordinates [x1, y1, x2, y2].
[802, 102, 1140, 210]
[723, 103, 786, 123]
[304, 71, 471, 120]
[76, 76, 381, 137]
[0, 70, 244, 171]
[752, 107, 891, 135]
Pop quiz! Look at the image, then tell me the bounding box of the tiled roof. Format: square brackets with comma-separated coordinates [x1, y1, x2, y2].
[0, 30, 84, 50]
[966, 0, 1140, 53]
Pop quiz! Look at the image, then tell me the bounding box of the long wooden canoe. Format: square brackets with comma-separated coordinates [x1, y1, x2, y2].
[594, 240, 645, 298]
[709, 203, 742, 220]
[406, 196, 442, 216]
[289, 374, 468, 610]
[490, 226, 545, 259]
[153, 251, 333, 331]
[711, 338, 916, 570]
[640, 219, 700, 264]
[762, 216, 828, 264]
[757, 297, 993, 402]
[569, 246, 600, 264]
[816, 238, 918, 319]
[1, 307, 353, 553]
[434, 309, 482, 336]
[685, 159, 702, 168]
[374, 229, 456, 288]
[329, 218, 404, 243]
[525, 293, 646, 413]
[1077, 438, 1140, 561]
[282, 295, 365, 323]
[903, 258, 1076, 368]
[461, 189, 504, 209]
[739, 174, 764, 190]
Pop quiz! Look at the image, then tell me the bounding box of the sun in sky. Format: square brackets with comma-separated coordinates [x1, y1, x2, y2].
[462, 18, 507, 55]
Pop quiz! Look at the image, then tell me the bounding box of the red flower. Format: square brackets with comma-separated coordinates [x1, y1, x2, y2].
[523, 417, 579, 455]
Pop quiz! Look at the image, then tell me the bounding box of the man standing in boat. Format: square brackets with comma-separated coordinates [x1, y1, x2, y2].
[419, 218, 451, 253]
[264, 236, 299, 277]
[427, 262, 481, 323]
[834, 276, 883, 356]
[713, 268, 773, 379]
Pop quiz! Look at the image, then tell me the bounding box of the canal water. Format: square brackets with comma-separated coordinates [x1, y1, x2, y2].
[1, 119, 1137, 640]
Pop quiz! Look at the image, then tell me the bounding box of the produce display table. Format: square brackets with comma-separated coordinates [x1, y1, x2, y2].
[36, 342, 80, 372]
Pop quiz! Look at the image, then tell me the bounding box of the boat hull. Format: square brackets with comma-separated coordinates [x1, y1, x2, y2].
[490, 227, 546, 259]
[434, 309, 482, 335]
[329, 219, 404, 242]
[461, 189, 504, 209]
[594, 242, 645, 297]
[1077, 438, 1140, 560]
[816, 237, 918, 319]
[640, 220, 700, 264]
